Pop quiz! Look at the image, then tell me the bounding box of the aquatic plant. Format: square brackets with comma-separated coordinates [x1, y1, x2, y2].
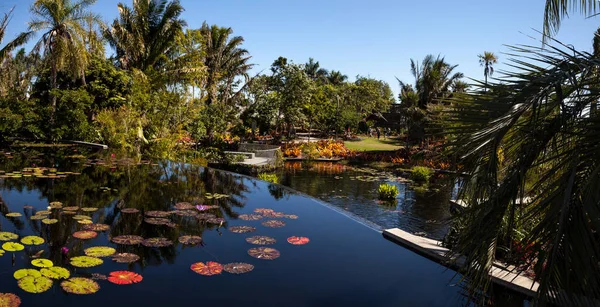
[377, 183, 399, 200]
[410, 166, 433, 183]
[257, 173, 279, 184]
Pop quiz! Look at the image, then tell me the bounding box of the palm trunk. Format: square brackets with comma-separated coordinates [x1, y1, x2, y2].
[50, 62, 58, 140]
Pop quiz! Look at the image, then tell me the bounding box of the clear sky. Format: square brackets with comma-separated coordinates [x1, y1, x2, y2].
[1, 0, 599, 100]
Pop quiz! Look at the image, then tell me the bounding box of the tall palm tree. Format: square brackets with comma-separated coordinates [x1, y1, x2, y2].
[327, 70, 347, 85]
[408, 54, 463, 109]
[478, 51, 497, 86]
[200, 22, 252, 105]
[305, 57, 328, 82]
[543, 0, 598, 42]
[0, 7, 33, 63]
[28, 0, 102, 131]
[104, 0, 186, 71]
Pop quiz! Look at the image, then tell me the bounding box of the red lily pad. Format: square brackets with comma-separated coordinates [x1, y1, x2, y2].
[287, 236, 310, 245]
[248, 247, 280, 260]
[142, 238, 173, 248]
[111, 235, 144, 245]
[174, 202, 194, 210]
[190, 262, 223, 276]
[178, 235, 202, 245]
[245, 236, 277, 245]
[145, 211, 171, 218]
[263, 211, 286, 218]
[0, 293, 21, 307]
[223, 263, 254, 274]
[229, 226, 256, 234]
[284, 214, 299, 220]
[82, 224, 110, 232]
[107, 271, 143, 285]
[72, 231, 97, 240]
[112, 253, 140, 263]
[261, 220, 286, 228]
[238, 214, 263, 221]
[144, 218, 171, 225]
[120, 208, 139, 214]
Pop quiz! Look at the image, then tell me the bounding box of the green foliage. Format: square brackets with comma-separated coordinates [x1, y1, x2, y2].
[258, 173, 279, 184]
[95, 106, 144, 156]
[377, 183, 399, 200]
[410, 166, 433, 183]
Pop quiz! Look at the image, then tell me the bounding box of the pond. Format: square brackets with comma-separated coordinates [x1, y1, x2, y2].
[278, 162, 457, 240]
[0, 147, 468, 306]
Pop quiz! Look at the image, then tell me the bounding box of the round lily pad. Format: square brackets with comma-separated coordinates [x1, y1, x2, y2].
[72, 215, 92, 220]
[21, 236, 45, 246]
[142, 238, 173, 248]
[0, 293, 21, 307]
[172, 210, 198, 217]
[63, 206, 79, 211]
[30, 215, 46, 220]
[229, 226, 256, 234]
[145, 211, 171, 218]
[13, 269, 41, 280]
[263, 211, 286, 218]
[0, 250, 4, 256]
[61, 211, 76, 216]
[81, 207, 98, 212]
[178, 235, 202, 245]
[72, 231, 97, 240]
[190, 262, 223, 276]
[2, 242, 24, 252]
[5, 213, 22, 217]
[112, 253, 140, 263]
[77, 219, 93, 225]
[287, 236, 310, 245]
[18, 276, 52, 293]
[248, 247, 280, 260]
[0, 232, 18, 241]
[82, 224, 110, 232]
[49, 201, 63, 209]
[207, 217, 225, 225]
[254, 208, 274, 214]
[120, 208, 139, 214]
[111, 235, 144, 245]
[31, 259, 53, 268]
[70, 256, 103, 268]
[284, 214, 299, 220]
[41, 218, 58, 225]
[107, 271, 143, 285]
[174, 202, 194, 210]
[40, 267, 70, 279]
[35, 211, 51, 215]
[84, 246, 116, 257]
[261, 220, 286, 228]
[196, 213, 216, 220]
[238, 214, 263, 221]
[144, 218, 171, 225]
[223, 263, 254, 274]
[245, 236, 277, 245]
[60, 277, 99, 295]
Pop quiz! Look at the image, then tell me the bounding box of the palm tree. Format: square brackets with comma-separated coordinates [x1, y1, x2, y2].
[104, 0, 186, 71]
[305, 57, 328, 82]
[327, 70, 347, 85]
[200, 22, 252, 105]
[28, 0, 102, 132]
[543, 0, 599, 42]
[407, 54, 463, 109]
[0, 7, 33, 62]
[478, 51, 497, 86]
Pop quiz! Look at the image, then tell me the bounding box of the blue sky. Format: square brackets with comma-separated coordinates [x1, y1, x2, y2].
[1, 0, 598, 99]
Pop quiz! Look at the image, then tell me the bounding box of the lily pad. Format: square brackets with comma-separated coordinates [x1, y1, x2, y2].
[0, 232, 18, 241]
[41, 218, 58, 225]
[174, 202, 194, 210]
[111, 253, 140, 263]
[172, 210, 198, 217]
[70, 256, 103, 268]
[245, 236, 277, 245]
[223, 263, 254, 274]
[248, 247, 280, 260]
[61, 211, 76, 216]
[18, 276, 52, 293]
[2, 242, 24, 252]
[0, 293, 21, 307]
[31, 259, 53, 268]
[60, 277, 99, 295]
[107, 271, 143, 285]
[190, 262, 223, 276]
[229, 226, 256, 234]
[263, 211, 286, 218]
[49, 201, 63, 209]
[82, 224, 110, 232]
[5, 213, 22, 218]
[144, 218, 171, 225]
[254, 208, 274, 214]
[111, 235, 144, 245]
[238, 214, 263, 221]
[40, 267, 70, 280]
[72, 215, 92, 220]
[120, 208, 139, 214]
[142, 238, 173, 248]
[196, 213, 216, 220]
[20, 236, 45, 246]
[63, 206, 79, 211]
[287, 236, 310, 245]
[34, 211, 51, 215]
[207, 217, 225, 225]
[30, 215, 46, 220]
[77, 219, 93, 225]
[284, 214, 299, 220]
[0, 250, 4, 256]
[13, 269, 41, 280]
[145, 211, 171, 218]
[72, 231, 97, 240]
[178, 235, 202, 245]
[84, 246, 116, 257]
[261, 220, 286, 228]
[81, 207, 98, 212]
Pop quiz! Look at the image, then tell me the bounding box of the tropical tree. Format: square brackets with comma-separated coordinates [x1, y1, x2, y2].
[305, 57, 329, 82]
[28, 0, 102, 133]
[104, 0, 186, 72]
[327, 70, 348, 85]
[0, 8, 32, 63]
[200, 22, 252, 106]
[478, 51, 497, 86]
[543, 0, 599, 42]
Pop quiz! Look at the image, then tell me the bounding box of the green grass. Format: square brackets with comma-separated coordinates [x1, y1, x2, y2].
[344, 137, 403, 152]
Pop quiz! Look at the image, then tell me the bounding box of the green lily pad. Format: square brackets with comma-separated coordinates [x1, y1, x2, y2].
[0, 232, 18, 241]
[84, 246, 116, 257]
[17, 276, 53, 293]
[70, 256, 103, 268]
[5, 213, 22, 217]
[60, 277, 99, 295]
[31, 259, 53, 268]
[2, 242, 24, 252]
[30, 215, 46, 220]
[21, 236, 45, 246]
[81, 207, 98, 212]
[72, 215, 92, 220]
[40, 267, 70, 279]
[35, 211, 51, 215]
[41, 219, 58, 225]
[13, 269, 41, 280]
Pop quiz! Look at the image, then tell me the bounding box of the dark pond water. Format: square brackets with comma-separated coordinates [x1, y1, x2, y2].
[0, 147, 469, 306]
[278, 162, 457, 240]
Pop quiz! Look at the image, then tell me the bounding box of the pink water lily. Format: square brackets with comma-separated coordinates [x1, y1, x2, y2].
[196, 205, 210, 211]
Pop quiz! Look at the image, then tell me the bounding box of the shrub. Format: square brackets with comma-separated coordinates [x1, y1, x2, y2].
[410, 166, 433, 183]
[258, 173, 279, 184]
[378, 183, 399, 200]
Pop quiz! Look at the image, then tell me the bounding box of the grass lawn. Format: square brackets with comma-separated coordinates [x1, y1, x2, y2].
[344, 136, 403, 152]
